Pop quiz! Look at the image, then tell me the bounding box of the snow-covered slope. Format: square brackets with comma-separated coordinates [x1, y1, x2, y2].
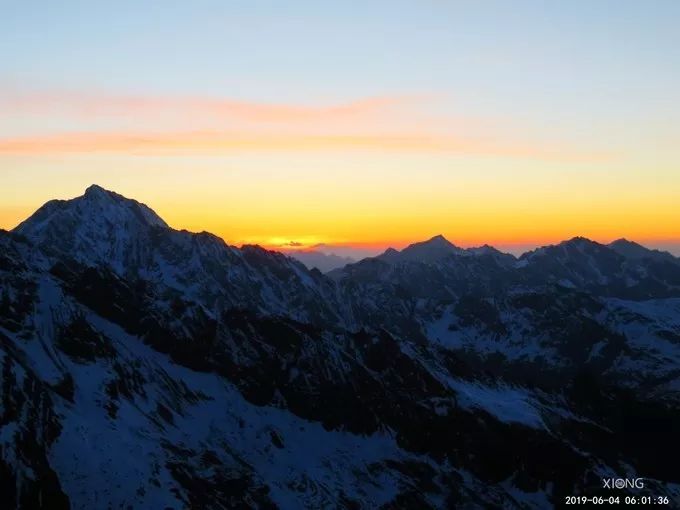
[15, 185, 346, 326]
[14, 184, 168, 273]
[2, 186, 679, 509]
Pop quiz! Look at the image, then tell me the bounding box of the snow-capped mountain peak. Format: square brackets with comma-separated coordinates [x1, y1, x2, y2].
[11, 185, 346, 324]
[608, 238, 650, 258]
[82, 184, 169, 228]
[519, 236, 603, 261]
[13, 185, 168, 272]
[84, 183, 113, 198]
[380, 234, 466, 264]
[609, 238, 676, 261]
[16, 184, 168, 236]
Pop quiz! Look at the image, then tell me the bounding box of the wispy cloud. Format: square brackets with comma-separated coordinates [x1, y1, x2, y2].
[0, 88, 412, 125]
[0, 129, 611, 162]
[0, 88, 612, 161]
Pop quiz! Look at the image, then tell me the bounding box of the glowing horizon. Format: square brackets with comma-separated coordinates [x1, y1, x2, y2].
[3, 182, 680, 257]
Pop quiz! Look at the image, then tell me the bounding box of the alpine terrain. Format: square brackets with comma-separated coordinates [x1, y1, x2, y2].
[1, 185, 679, 509]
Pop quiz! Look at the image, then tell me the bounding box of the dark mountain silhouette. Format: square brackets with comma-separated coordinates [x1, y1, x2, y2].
[287, 250, 356, 273]
[1, 185, 679, 509]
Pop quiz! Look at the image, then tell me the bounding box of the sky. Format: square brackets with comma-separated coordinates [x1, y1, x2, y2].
[1, 0, 679, 256]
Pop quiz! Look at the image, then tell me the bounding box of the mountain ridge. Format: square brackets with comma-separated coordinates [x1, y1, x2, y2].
[2, 185, 679, 509]
[14, 184, 677, 267]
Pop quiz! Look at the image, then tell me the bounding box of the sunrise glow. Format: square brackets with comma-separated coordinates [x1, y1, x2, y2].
[2, 1, 679, 255]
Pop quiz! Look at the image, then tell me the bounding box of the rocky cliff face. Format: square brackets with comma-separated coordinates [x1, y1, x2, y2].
[1, 186, 679, 508]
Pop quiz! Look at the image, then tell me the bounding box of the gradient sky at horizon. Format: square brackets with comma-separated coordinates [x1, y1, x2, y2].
[2, 1, 680, 255]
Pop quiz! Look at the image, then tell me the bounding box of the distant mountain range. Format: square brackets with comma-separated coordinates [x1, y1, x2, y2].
[1, 185, 679, 509]
[286, 250, 356, 273]
[291, 231, 678, 274]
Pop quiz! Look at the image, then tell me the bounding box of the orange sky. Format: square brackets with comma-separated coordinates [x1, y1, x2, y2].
[2, 32, 680, 255]
[2, 89, 678, 256]
[1, 88, 678, 255]
[2, 158, 679, 256]
[2, 2, 680, 255]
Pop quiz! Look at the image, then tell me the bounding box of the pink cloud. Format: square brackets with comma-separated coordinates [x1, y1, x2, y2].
[0, 129, 612, 161]
[0, 88, 613, 161]
[0, 88, 413, 125]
